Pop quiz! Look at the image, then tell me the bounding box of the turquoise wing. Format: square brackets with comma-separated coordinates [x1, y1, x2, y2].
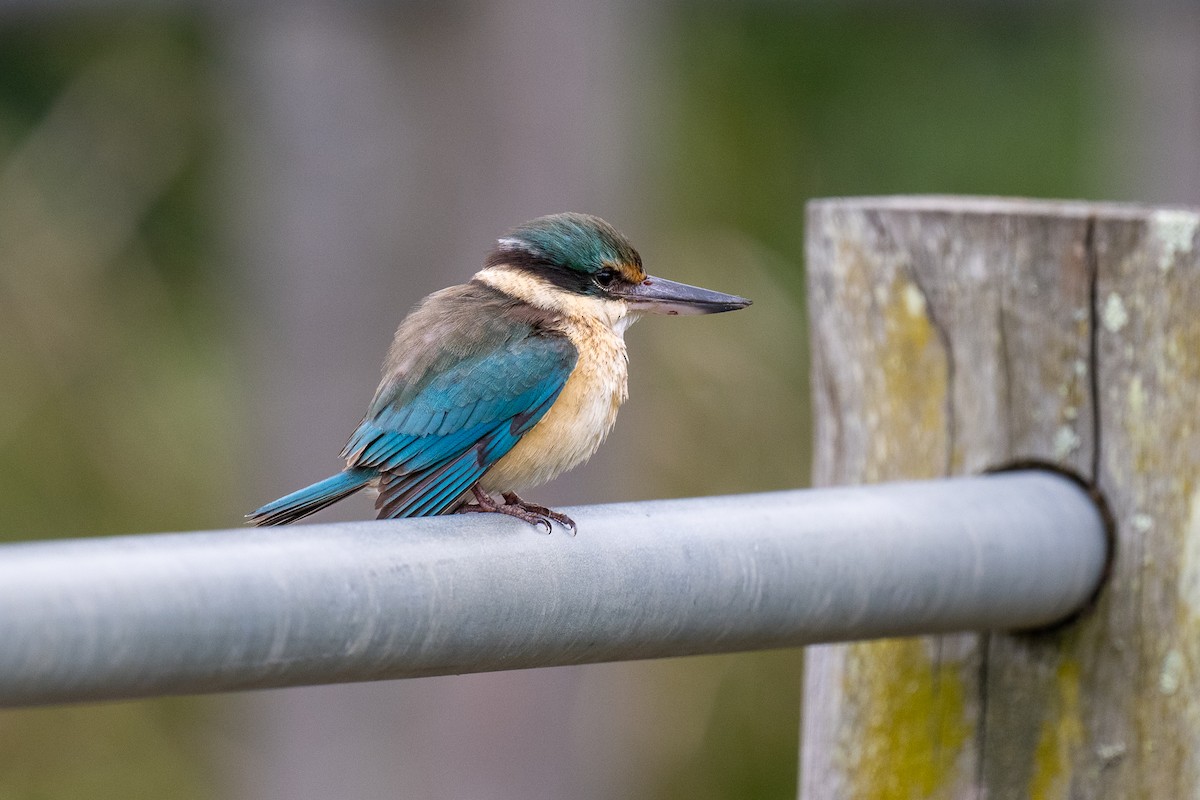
[341, 333, 577, 518]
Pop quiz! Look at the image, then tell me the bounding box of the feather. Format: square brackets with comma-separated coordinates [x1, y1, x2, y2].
[334, 284, 578, 519]
[246, 468, 375, 526]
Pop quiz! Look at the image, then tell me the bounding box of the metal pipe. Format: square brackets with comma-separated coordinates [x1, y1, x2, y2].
[0, 471, 1107, 707]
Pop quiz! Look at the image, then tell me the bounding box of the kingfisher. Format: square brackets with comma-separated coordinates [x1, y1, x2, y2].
[248, 213, 750, 532]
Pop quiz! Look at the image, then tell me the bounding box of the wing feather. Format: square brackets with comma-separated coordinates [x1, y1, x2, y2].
[341, 292, 576, 518]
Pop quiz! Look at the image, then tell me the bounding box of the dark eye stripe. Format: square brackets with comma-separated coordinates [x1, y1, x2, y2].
[484, 241, 644, 297]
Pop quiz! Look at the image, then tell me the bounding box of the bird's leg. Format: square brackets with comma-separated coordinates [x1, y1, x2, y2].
[457, 486, 553, 534]
[502, 492, 577, 535]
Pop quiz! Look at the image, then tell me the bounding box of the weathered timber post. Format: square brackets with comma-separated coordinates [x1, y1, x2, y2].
[800, 196, 1200, 799]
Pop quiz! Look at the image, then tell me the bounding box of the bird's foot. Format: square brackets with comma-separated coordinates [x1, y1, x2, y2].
[456, 487, 574, 534]
[503, 492, 577, 536]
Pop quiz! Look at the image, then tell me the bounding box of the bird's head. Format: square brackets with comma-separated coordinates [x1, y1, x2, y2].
[480, 213, 751, 323]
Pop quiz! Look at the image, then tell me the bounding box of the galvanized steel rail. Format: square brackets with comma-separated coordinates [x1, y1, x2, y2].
[0, 471, 1107, 707]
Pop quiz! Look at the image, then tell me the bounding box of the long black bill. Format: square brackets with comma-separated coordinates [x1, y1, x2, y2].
[614, 275, 752, 315]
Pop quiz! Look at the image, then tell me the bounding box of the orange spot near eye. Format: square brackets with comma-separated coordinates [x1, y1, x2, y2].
[617, 263, 646, 283]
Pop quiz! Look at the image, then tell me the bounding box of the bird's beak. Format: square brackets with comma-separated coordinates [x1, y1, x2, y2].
[613, 275, 752, 315]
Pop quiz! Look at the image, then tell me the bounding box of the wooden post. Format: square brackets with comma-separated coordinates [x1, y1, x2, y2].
[800, 196, 1200, 799]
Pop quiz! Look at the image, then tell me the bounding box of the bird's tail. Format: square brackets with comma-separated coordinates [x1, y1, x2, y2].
[247, 468, 375, 526]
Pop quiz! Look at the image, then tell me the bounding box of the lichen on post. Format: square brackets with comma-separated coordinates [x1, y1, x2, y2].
[800, 196, 1200, 799]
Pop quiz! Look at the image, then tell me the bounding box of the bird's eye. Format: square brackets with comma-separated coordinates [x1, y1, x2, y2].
[594, 268, 618, 288]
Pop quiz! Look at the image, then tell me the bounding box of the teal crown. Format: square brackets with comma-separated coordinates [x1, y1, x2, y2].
[497, 213, 641, 275]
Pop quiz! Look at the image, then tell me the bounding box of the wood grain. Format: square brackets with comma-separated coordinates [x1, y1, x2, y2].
[800, 196, 1200, 799]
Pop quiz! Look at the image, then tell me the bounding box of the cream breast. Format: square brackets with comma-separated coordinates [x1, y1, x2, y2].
[473, 267, 633, 492]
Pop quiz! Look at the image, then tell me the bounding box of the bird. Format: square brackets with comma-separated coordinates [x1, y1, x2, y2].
[247, 213, 750, 532]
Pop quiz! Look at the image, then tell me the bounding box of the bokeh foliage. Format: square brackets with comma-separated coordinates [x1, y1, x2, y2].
[0, 18, 232, 543]
[0, 17, 227, 800]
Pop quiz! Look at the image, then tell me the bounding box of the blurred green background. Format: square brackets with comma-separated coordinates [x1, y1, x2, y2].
[0, 2, 1176, 798]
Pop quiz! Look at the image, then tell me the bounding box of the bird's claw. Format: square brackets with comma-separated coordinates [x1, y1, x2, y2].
[503, 493, 576, 536]
[544, 509, 577, 536]
[458, 488, 575, 534]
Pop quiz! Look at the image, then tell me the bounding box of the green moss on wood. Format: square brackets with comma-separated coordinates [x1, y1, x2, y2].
[845, 639, 972, 800]
[1028, 657, 1082, 800]
[870, 275, 948, 481]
